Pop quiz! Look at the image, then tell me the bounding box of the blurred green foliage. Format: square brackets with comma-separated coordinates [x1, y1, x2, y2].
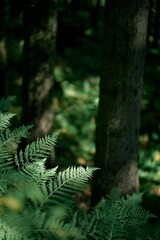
[54, 64, 99, 166]
[139, 46, 160, 196]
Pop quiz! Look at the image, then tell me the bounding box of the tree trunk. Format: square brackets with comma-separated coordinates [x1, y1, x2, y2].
[90, 0, 100, 31]
[153, 0, 160, 48]
[22, 0, 57, 142]
[0, 0, 7, 98]
[92, 0, 150, 204]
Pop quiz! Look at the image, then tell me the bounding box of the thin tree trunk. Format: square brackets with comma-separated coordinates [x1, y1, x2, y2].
[90, 0, 100, 30]
[92, 0, 150, 204]
[153, 0, 160, 48]
[22, 0, 57, 142]
[0, 0, 7, 98]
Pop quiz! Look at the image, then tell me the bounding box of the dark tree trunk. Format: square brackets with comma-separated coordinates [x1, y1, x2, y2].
[0, 0, 7, 98]
[22, 0, 57, 142]
[0, 38, 7, 98]
[152, 0, 160, 48]
[92, 0, 150, 204]
[147, 0, 160, 48]
[90, 0, 100, 30]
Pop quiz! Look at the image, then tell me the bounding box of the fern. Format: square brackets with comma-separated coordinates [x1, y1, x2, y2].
[0, 219, 24, 240]
[14, 132, 58, 169]
[0, 125, 32, 171]
[0, 111, 97, 239]
[40, 166, 96, 208]
[0, 110, 159, 240]
[0, 112, 15, 131]
[73, 189, 154, 240]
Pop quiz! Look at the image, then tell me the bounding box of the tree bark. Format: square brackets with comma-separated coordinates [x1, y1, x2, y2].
[92, 0, 150, 204]
[153, 0, 160, 48]
[22, 0, 57, 141]
[0, 0, 7, 98]
[90, 0, 100, 31]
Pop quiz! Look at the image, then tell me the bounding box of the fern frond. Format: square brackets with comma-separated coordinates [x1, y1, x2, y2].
[0, 149, 14, 171]
[14, 132, 59, 169]
[41, 166, 96, 207]
[5, 125, 32, 142]
[0, 110, 156, 240]
[0, 210, 35, 240]
[120, 193, 154, 226]
[20, 159, 58, 185]
[0, 219, 25, 240]
[0, 170, 22, 194]
[0, 125, 32, 171]
[74, 189, 154, 240]
[0, 112, 15, 131]
[5, 125, 31, 153]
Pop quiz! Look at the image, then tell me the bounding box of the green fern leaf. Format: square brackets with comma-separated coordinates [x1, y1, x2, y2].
[41, 166, 97, 207]
[0, 126, 32, 171]
[0, 112, 15, 131]
[20, 159, 58, 185]
[14, 132, 58, 169]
